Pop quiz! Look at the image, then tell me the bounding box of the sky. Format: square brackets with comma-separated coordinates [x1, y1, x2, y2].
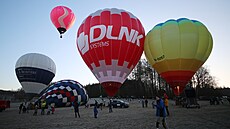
[1, 0, 230, 91]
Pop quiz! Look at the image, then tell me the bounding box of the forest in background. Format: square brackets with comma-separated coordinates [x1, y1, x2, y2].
[1, 59, 230, 101]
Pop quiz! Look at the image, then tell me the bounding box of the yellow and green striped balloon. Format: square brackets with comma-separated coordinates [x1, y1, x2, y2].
[144, 18, 213, 95]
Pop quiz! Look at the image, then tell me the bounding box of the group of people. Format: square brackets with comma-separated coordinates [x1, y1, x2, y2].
[73, 99, 113, 119]
[20, 95, 169, 129]
[18, 102, 30, 114]
[141, 98, 149, 108]
[36, 100, 55, 116]
[19, 100, 55, 116]
[72, 99, 98, 118]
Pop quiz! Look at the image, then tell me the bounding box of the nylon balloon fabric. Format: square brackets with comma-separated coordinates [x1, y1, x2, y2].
[38, 80, 88, 107]
[15, 53, 56, 94]
[76, 8, 145, 96]
[50, 6, 75, 38]
[144, 18, 213, 96]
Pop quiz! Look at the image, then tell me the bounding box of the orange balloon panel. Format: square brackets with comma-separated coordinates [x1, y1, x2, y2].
[161, 71, 194, 96]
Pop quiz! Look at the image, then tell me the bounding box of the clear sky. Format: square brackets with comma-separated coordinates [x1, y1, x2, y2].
[1, 0, 230, 91]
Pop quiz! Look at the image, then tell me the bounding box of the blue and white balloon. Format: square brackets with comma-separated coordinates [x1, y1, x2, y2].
[39, 79, 88, 107]
[15, 53, 56, 94]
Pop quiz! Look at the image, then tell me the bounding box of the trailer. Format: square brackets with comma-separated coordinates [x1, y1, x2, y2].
[184, 88, 200, 109]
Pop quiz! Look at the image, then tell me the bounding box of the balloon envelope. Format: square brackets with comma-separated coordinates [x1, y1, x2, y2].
[76, 8, 145, 96]
[38, 80, 89, 107]
[144, 18, 213, 95]
[15, 53, 56, 94]
[50, 6, 75, 38]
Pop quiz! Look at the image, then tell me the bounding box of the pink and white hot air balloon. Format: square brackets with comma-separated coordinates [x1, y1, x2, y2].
[76, 8, 145, 97]
[50, 6, 75, 38]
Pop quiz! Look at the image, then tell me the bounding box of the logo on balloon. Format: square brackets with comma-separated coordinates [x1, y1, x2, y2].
[77, 25, 144, 55]
[154, 55, 165, 62]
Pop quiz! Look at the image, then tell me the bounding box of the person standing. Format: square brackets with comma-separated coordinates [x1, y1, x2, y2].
[41, 100, 46, 115]
[142, 99, 145, 108]
[47, 104, 52, 115]
[22, 105, 26, 113]
[164, 93, 170, 116]
[33, 104, 38, 116]
[94, 100, 98, 108]
[145, 99, 148, 108]
[51, 103, 55, 114]
[155, 96, 168, 129]
[93, 102, 98, 118]
[73, 100, 80, 118]
[19, 103, 23, 114]
[109, 99, 113, 113]
[152, 100, 155, 109]
[26, 102, 30, 113]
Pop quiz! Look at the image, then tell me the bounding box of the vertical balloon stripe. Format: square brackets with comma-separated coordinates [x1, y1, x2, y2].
[188, 21, 200, 70]
[127, 18, 140, 69]
[101, 10, 112, 65]
[58, 7, 68, 28]
[195, 24, 209, 60]
[77, 19, 92, 70]
[202, 31, 213, 62]
[128, 17, 139, 69]
[89, 15, 101, 67]
[178, 20, 198, 59]
[162, 21, 180, 60]
[118, 12, 131, 67]
[82, 16, 94, 69]
[65, 11, 75, 30]
[83, 16, 94, 70]
[125, 17, 137, 68]
[132, 19, 145, 68]
[77, 16, 92, 70]
[111, 13, 121, 60]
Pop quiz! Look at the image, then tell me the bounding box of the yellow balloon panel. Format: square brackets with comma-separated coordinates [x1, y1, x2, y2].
[179, 21, 199, 59]
[145, 18, 213, 70]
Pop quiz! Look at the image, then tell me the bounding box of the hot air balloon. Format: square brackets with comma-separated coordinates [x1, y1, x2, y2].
[15, 53, 56, 94]
[76, 8, 145, 97]
[38, 80, 89, 107]
[50, 6, 75, 38]
[144, 18, 213, 96]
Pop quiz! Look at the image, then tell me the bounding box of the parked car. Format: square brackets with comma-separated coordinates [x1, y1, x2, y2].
[110, 99, 129, 108]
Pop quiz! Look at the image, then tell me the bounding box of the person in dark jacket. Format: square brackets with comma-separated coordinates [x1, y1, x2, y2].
[155, 96, 168, 129]
[19, 103, 23, 114]
[108, 99, 113, 113]
[93, 104, 98, 118]
[73, 100, 80, 118]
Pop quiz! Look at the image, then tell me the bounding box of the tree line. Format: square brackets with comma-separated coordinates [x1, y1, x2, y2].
[1, 59, 229, 101]
[85, 59, 227, 99]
